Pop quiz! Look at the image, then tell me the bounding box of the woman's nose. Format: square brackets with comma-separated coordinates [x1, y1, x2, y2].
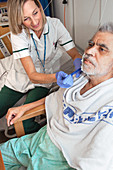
[31, 17, 37, 25]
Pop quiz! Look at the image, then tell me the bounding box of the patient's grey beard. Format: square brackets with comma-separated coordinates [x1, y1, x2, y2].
[81, 53, 112, 77]
[81, 54, 97, 76]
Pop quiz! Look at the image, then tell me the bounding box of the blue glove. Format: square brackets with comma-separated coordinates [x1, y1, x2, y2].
[56, 71, 73, 88]
[73, 58, 82, 78]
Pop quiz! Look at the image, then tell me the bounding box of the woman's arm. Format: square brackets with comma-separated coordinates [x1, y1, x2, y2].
[66, 47, 82, 61]
[6, 97, 46, 127]
[66, 47, 82, 78]
[20, 56, 56, 84]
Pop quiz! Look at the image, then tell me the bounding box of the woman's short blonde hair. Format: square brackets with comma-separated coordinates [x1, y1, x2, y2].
[7, 0, 46, 34]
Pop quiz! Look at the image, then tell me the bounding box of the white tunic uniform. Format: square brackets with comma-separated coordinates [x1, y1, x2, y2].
[9, 17, 75, 89]
[46, 73, 113, 170]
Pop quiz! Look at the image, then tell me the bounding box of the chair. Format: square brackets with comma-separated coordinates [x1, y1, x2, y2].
[13, 82, 60, 137]
[0, 151, 5, 170]
[14, 103, 46, 137]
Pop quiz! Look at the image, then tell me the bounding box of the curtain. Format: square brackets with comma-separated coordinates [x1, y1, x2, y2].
[0, 0, 51, 16]
[0, 0, 7, 2]
[39, 0, 51, 16]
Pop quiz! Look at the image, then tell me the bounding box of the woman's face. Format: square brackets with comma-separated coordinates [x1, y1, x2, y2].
[23, 0, 43, 35]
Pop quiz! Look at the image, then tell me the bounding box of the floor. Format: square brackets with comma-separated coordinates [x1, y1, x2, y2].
[0, 116, 16, 144]
[0, 127, 16, 144]
[0, 130, 10, 144]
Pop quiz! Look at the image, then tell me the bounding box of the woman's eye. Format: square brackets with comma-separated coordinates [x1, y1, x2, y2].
[33, 11, 38, 15]
[24, 18, 28, 22]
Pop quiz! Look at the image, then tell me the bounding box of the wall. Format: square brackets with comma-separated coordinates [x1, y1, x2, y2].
[53, 0, 74, 38]
[53, 0, 113, 51]
[52, 0, 75, 72]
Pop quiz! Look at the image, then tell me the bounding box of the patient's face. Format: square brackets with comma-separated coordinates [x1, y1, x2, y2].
[82, 31, 113, 77]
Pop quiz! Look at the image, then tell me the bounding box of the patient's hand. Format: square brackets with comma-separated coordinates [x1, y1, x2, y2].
[6, 106, 25, 127]
[6, 98, 46, 127]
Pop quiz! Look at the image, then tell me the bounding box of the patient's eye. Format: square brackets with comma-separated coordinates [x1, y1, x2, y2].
[88, 43, 94, 47]
[87, 40, 94, 49]
[99, 44, 109, 54]
[99, 47, 105, 51]
[87, 42, 94, 49]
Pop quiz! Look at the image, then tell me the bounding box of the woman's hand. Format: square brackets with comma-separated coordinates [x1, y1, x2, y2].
[73, 58, 82, 78]
[56, 71, 73, 88]
[6, 106, 25, 127]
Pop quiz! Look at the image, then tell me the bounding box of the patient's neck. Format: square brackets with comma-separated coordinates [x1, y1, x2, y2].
[80, 74, 112, 95]
[80, 80, 93, 95]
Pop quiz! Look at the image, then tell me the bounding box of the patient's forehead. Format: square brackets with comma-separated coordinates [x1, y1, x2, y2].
[91, 31, 113, 50]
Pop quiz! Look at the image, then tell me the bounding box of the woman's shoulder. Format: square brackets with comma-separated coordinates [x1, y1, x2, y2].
[46, 16, 61, 25]
[11, 28, 29, 40]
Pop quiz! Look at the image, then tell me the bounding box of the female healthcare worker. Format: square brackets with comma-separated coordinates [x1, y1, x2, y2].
[0, 0, 81, 134]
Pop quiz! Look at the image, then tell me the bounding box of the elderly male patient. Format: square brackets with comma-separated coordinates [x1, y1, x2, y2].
[1, 22, 113, 170]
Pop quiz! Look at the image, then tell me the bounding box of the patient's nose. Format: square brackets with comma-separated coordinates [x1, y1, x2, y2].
[85, 46, 97, 57]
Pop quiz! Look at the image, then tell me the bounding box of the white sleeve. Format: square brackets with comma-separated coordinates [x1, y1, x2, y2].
[56, 19, 75, 51]
[11, 30, 30, 59]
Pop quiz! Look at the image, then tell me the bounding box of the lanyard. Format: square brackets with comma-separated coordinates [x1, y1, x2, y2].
[31, 34, 46, 73]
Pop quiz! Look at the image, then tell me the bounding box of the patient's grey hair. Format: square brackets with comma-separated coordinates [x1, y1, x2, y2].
[98, 22, 113, 34]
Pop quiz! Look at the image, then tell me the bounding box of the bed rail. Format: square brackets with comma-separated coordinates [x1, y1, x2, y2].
[0, 31, 12, 58]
